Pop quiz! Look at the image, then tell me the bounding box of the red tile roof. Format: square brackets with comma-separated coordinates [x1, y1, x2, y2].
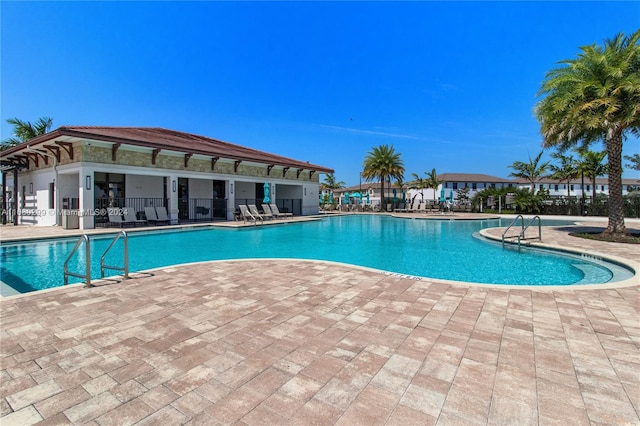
[1, 126, 334, 173]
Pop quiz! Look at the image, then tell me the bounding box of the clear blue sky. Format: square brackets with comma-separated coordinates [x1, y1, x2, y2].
[2, 1, 639, 186]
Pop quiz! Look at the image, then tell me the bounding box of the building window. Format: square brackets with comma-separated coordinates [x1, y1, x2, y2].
[453, 183, 458, 190]
[491, 183, 496, 188]
[570, 184, 574, 191]
[555, 185, 559, 191]
[472, 183, 477, 190]
[49, 182, 55, 209]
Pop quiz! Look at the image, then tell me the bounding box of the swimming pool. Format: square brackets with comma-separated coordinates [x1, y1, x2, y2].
[0, 215, 632, 294]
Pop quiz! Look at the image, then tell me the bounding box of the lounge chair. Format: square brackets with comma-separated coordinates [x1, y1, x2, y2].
[261, 204, 276, 220]
[108, 212, 124, 228]
[394, 203, 406, 213]
[248, 204, 266, 221]
[123, 208, 147, 226]
[239, 205, 262, 224]
[415, 203, 427, 213]
[144, 206, 169, 225]
[270, 204, 293, 219]
[155, 206, 171, 224]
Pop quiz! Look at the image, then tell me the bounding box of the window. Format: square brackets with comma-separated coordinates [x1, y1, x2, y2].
[49, 182, 55, 209]
[472, 183, 477, 190]
[570, 184, 574, 191]
[452, 183, 458, 190]
[554, 185, 559, 191]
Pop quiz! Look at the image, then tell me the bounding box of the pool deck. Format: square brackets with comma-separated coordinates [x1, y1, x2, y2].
[1, 215, 639, 425]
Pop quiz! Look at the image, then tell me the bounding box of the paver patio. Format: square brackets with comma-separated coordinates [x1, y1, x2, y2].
[1, 218, 638, 425]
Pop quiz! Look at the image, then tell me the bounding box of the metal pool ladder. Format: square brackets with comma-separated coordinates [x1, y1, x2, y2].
[502, 215, 542, 251]
[63, 235, 91, 286]
[100, 230, 129, 280]
[63, 231, 130, 286]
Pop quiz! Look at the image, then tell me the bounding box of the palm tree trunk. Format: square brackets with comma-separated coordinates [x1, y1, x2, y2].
[380, 179, 385, 209]
[605, 131, 626, 235]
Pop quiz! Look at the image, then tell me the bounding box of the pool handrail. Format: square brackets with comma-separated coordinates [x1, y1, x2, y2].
[63, 234, 91, 286]
[502, 215, 542, 251]
[100, 230, 129, 280]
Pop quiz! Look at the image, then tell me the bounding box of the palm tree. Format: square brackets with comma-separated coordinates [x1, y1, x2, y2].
[2, 117, 53, 149]
[362, 145, 404, 208]
[576, 148, 608, 201]
[409, 172, 428, 202]
[535, 30, 640, 236]
[625, 153, 640, 171]
[321, 173, 346, 190]
[508, 151, 549, 193]
[425, 168, 443, 204]
[548, 152, 580, 200]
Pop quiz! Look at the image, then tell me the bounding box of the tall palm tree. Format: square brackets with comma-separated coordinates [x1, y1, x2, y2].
[548, 152, 580, 199]
[362, 145, 404, 207]
[321, 173, 346, 190]
[2, 117, 53, 148]
[535, 30, 640, 236]
[425, 168, 443, 204]
[508, 151, 549, 193]
[575, 148, 608, 201]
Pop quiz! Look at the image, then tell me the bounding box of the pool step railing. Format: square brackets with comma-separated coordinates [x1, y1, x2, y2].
[63, 231, 130, 286]
[63, 235, 91, 286]
[100, 230, 129, 280]
[502, 215, 542, 251]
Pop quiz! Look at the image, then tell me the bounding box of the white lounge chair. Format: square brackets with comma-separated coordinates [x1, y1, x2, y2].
[124, 208, 147, 226]
[155, 206, 170, 224]
[248, 204, 266, 221]
[270, 204, 293, 219]
[239, 205, 262, 224]
[261, 204, 276, 220]
[108, 212, 124, 228]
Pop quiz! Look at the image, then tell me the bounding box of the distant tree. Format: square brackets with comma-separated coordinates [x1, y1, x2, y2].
[362, 145, 404, 207]
[425, 168, 443, 204]
[625, 153, 640, 171]
[575, 148, 608, 201]
[321, 173, 346, 190]
[2, 117, 53, 150]
[535, 30, 640, 236]
[508, 151, 550, 193]
[408, 172, 428, 202]
[548, 152, 580, 203]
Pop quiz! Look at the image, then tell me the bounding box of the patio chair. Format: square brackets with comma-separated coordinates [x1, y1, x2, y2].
[248, 204, 267, 221]
[239, 205, 262, 224]
[108, 212, 125, 228]
[155, 206, 171, 224]
[123, 208, 147, 227]
[261, 204, 276, 220]
[144, 206, 169, 225]
[270, 203, 293, 219]
[394, 203, 406, 213]
[415, 203, 427, 213]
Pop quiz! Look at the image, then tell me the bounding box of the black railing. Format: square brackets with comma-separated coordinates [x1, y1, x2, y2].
[178, 198, 227, 222]
[95, 197, 168, 226]
[234, 198, 302, 216]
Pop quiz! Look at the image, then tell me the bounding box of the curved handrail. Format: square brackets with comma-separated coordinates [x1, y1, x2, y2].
[100, 230, 129, 279]
[502, 215, 524, 247]
[518, 215, 542, 250]
[63, 235, 91, 286]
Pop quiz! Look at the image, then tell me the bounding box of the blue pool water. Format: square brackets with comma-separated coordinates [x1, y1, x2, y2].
[0, 215, 628, 293]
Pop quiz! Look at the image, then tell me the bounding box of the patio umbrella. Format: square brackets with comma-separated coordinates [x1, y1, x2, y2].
[343, 192, 349, 205]
[329, 192, 334, 204]
[263, 182, 270, 203]
[402, 190, 406, 204]
[366, 192, 370, 204]
[393, 189, 397, 204]
[449, 189, 454, 202]
[440, 188, 445, 203]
